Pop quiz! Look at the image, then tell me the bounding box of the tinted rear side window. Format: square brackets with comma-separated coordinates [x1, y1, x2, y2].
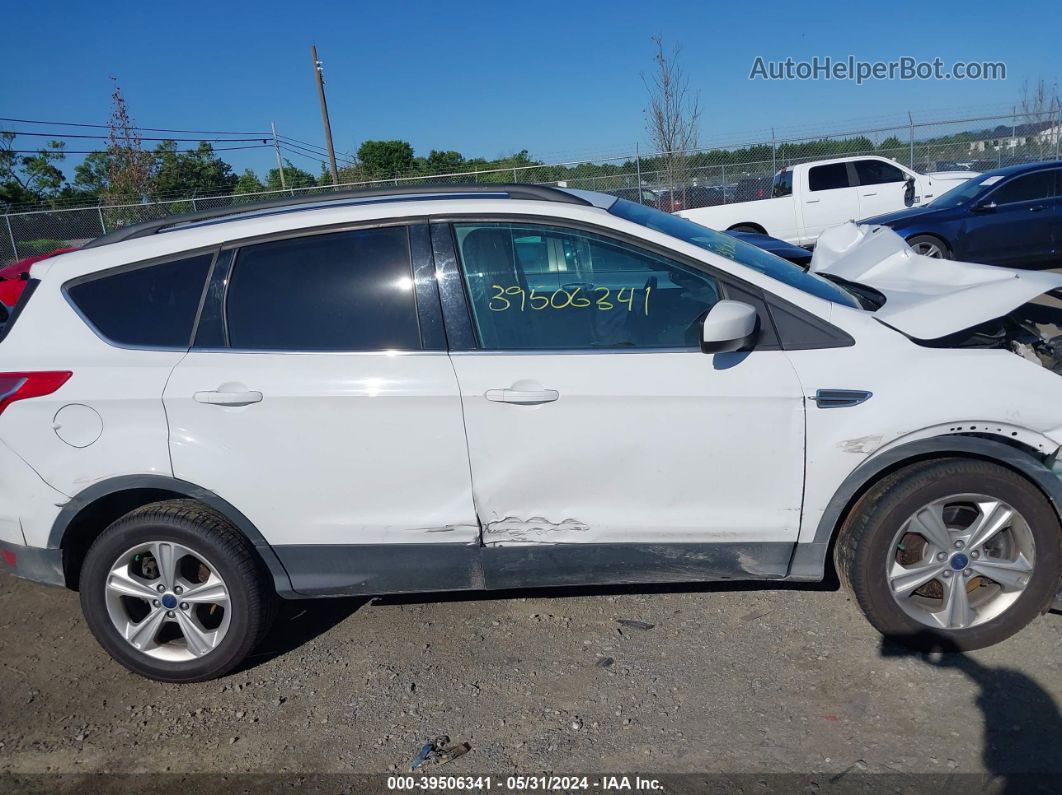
[808, 163, 851, 191]
[67, 254, 213, 347]
[225, 226, 420, 351]
[989, 170, 1055, 205]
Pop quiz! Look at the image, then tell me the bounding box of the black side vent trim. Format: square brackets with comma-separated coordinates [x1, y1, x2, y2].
[814, 389, 872, 408]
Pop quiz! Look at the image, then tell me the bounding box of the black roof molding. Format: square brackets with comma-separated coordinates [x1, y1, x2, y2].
[84, 183, 593, 248]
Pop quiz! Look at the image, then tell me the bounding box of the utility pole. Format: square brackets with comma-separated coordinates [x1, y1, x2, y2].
[310, 45, 340, 187]
[907, 111, 915, 169]
[271, 122, 287, 191]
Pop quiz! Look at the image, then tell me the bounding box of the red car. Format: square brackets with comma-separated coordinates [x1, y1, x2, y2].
[0, 248, 77, 310]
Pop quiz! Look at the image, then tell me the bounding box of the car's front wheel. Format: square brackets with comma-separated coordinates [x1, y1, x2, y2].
[79, 500, 275, 682]
[837, 459, 1061, 650]
[907, 234, 950, 259]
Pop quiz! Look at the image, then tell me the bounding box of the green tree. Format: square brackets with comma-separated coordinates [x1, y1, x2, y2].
[73, 150, 112, 196]
[423, 149, 465, 174]
[234, 169, 265, 194]
[0, 132, 67, 207]
[357, 140, 414, 178]
[266, 161, 316, 190]
[152, 141, 237, 197]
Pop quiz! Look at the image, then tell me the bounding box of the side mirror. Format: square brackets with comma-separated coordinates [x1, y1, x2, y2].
[971, 200, 997, 213]
[903, 177, 916, 206]
[701, 300, 759, 354]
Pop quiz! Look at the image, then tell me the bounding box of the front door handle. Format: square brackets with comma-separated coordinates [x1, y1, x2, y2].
[194, 389, 263, 406]
[485, 388, 559, 405]
[1029, 204, 1048, 212]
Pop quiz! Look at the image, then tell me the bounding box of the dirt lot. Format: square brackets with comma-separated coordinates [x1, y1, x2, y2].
[1, 569, 1060, 786]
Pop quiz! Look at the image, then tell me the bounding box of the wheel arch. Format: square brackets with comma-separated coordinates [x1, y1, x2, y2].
[50, 475, 294, 596]
[727, 222, 767, 234]
[788, 435, 1062, 580]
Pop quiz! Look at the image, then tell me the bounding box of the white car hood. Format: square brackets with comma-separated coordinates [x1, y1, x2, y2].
[927, 169, 980, 182]
[810, 223, 1062, 340]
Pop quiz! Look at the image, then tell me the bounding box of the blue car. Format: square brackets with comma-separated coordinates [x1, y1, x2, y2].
[861, 160, 1062, 268]
[727, 229, 811, 267]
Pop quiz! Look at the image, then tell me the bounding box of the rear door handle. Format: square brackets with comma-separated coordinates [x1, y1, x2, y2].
[485, 388, 559, 405]
[194, 389, 263, 406]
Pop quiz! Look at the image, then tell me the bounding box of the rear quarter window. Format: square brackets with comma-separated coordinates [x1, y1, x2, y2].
[66, 253, 213, 348]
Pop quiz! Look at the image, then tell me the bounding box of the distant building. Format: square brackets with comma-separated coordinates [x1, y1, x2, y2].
[968, 120, 1062, 152]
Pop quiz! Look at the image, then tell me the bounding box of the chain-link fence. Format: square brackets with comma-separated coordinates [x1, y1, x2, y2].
[3, 107, 1060, 264]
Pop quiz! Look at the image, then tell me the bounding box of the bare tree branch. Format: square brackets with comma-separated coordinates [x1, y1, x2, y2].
[105, 78, 152, 204]
[643, 35, 701, 211]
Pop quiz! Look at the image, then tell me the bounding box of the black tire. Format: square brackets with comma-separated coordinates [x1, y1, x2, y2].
[728, 224, 763, 234]
[836, 458, 1062, 651]
[906, 234, 951, 259]
[79, 499, 276, 683]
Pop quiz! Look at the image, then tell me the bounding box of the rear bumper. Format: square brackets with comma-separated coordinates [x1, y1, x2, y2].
[0, 542, 64, 587]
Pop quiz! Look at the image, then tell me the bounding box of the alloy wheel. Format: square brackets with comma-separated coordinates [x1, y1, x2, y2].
[912, 240, 943, 258]
[103, 541, 232, 661]
[886, 494, 1036, 631]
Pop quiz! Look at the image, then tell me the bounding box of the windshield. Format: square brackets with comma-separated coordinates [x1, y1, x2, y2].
[608, 198, 859, 308]
[929, 173, 996, 208]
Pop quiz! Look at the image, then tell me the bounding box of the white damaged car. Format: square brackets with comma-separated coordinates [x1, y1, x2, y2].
[0, 186, 1060, 682]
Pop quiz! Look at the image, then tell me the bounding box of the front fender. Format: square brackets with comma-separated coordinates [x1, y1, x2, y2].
[788, 435, 1062, 579]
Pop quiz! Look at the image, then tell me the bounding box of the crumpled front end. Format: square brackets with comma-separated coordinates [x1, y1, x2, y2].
[811, 222, 1062, 366]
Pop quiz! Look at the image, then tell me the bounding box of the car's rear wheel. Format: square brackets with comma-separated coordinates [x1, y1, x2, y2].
[907, 234, 950, 259]
[79, 500, 275, 682]
[837, 459, 1061, 650]
[729, 224, 763, 234]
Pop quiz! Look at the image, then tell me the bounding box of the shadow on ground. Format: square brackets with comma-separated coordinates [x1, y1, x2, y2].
[234, 576, 838, 676]
[880, 633, 1062, 789]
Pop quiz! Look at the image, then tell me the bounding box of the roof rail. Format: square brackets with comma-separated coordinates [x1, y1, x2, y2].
[83, 183, 593, 248]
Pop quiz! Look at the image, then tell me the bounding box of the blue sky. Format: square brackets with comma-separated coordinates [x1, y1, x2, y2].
[4, 0, 1059, 179]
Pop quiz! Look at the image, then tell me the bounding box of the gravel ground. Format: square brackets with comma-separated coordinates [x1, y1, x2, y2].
[0, 570, 1060, 782]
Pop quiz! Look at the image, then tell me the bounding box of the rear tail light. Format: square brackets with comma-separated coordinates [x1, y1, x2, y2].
[0, 372, 72, 416]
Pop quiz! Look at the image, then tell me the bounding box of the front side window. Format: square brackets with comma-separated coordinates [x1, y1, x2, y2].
[225, 226, 420, 351]
[989, 171, 1055, 205]
[808, 163, 852, 192]
[854, 159, 906, 185]
[67, 253, 213, 347]
[455, 222, 720, 350]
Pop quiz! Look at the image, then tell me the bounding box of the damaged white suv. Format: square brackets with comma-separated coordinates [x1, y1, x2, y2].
[1, 185, 1061, 682]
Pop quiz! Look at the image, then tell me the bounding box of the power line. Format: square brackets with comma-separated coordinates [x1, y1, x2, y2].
[278, 139, 356, 167]
[276, 142, 330, 166]
[278, 134, 355, 160]
[0, 115, 270, 136]
[5, 144, 273, 155]
[2, 130, 270, 143]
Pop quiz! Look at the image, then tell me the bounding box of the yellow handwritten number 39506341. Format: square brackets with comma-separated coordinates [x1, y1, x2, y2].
[488, 284, 650, 315]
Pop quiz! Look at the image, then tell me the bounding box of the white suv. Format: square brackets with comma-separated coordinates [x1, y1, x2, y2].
[1, 185, 1060, 682]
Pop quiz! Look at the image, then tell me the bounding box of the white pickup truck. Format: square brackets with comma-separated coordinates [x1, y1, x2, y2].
[678, 155, 977, 247]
